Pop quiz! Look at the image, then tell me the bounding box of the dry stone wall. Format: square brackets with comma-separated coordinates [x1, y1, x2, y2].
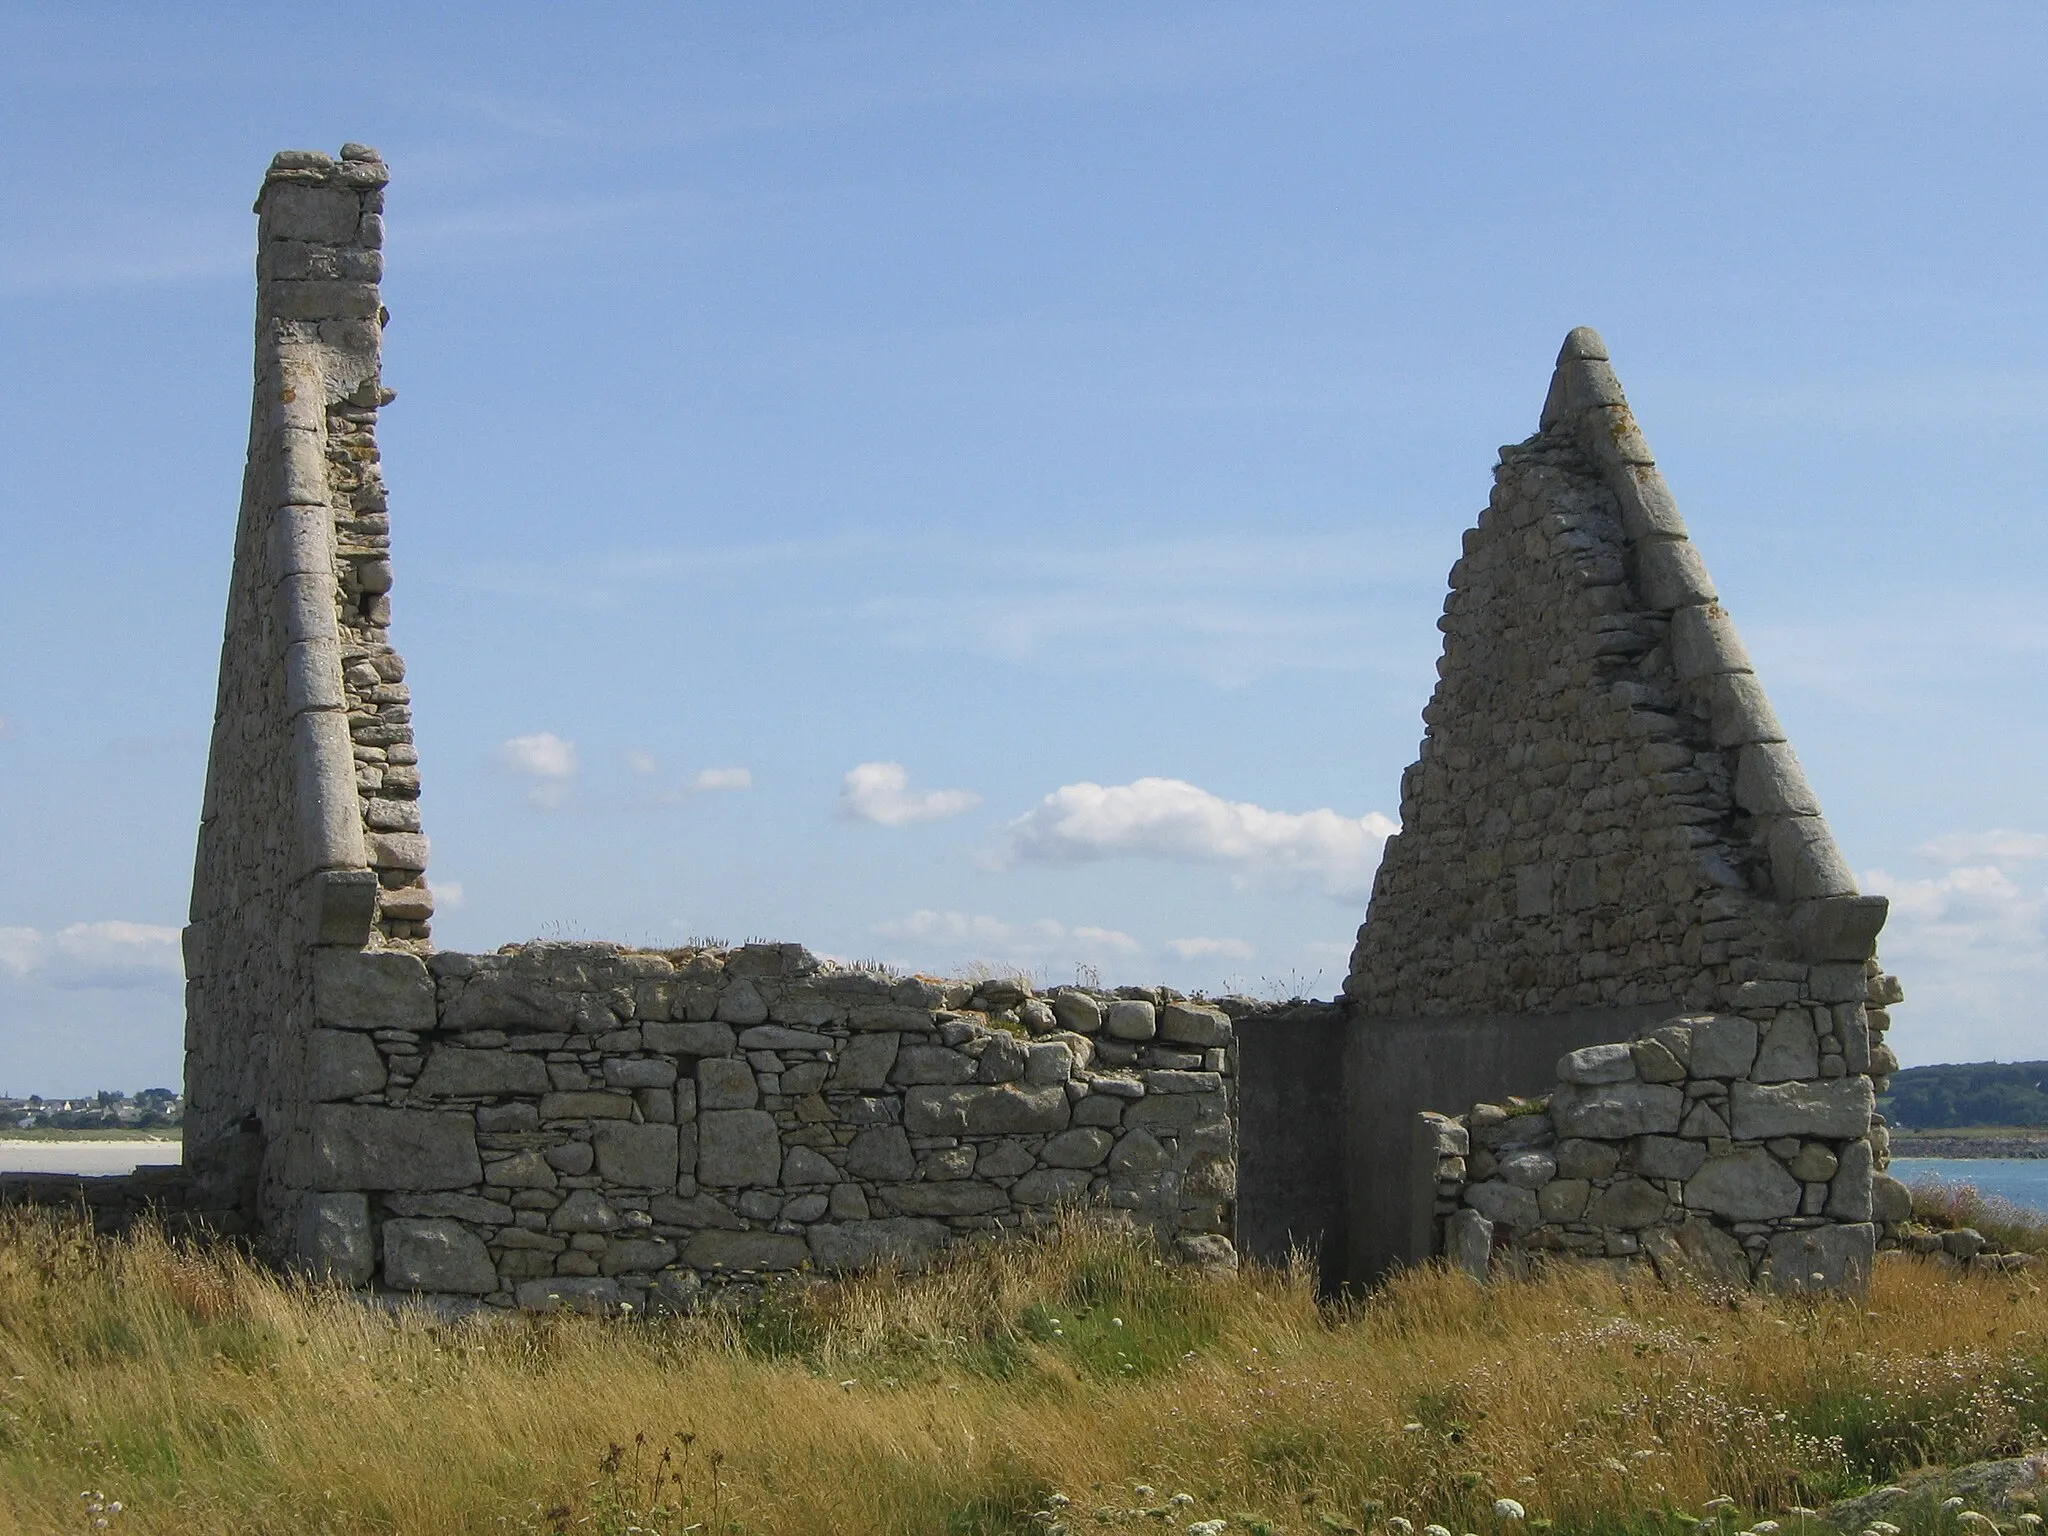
[185, 145, 432, 1242]
[1348, 328, 1902, 1286]
[295, 940, 1238, 1312]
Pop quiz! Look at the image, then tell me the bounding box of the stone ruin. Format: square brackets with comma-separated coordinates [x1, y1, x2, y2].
[37, 145, 1914, 1309]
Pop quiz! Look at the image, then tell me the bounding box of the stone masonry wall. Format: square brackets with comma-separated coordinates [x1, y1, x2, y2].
[185, 144, 430, 1245]
[1347, 328, 1901, 1286]
[295, 940, 1239, 1313]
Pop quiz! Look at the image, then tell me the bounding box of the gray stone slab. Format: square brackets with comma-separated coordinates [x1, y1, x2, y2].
[807, 1218, 949, 1272]
[1550, 1081, 1683, 1138]
[313, 948, 434, 1032]
[903, 1083, 1071, 1135]
[309, 1029, 386, 1101]
[696, 1109, 781, 1186]
[294, 1191, 373, 1285]
[311, 1105, 481, 1191]
[411, 1047, 550, 1099]
[1729, 1077, 1873, 1141]
[382, 1217, 497, 1294]
[592, 1121, 679, 1189]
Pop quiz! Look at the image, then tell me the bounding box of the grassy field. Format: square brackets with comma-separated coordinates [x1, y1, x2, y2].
[4, 1207, 2048, 1536]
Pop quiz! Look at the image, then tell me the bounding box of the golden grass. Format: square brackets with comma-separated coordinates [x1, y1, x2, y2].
[4, 1208, 2048, 1536]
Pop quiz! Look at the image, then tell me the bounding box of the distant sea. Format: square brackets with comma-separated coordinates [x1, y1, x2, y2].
[1891, 1157, 2048, 1215]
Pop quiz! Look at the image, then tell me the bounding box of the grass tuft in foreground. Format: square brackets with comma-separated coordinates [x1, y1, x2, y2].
[5, 1205, 2048, 1534]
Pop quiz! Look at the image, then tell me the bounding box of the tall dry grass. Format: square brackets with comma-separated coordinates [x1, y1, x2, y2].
[4, 1206, 2048, 1536]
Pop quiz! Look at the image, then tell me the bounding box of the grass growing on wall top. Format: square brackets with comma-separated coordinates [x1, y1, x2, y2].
[5, 1210, 2048, 1535]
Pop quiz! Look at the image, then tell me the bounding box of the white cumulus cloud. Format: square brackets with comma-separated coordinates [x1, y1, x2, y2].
[1863, 857, 2048, 1063]
[689, 767, 752, 792]
[0, 921, 183, 990]
[497, 732, 578, 808]
[990, 776, 1397, 902]
[430, 881, 466, 911]
[838, 762, 982, 826]
[624, 749, 659, 776]
[873, 909, 1139, 967]
[1166, 936, 1255, 961]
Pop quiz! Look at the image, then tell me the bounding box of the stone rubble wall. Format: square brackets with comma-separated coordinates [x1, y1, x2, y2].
[1348, 328, 1900, 1287]
[185, 144, 430, 1245]
[1423, 962, 1912, 1292]
[293, 940, 1240, 1313]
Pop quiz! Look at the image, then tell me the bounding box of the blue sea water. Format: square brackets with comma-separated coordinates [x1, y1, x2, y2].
[1890, 1158, 2048, 1214]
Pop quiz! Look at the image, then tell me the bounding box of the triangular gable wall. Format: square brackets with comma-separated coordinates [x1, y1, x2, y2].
[1347, 328, 1890, 1026]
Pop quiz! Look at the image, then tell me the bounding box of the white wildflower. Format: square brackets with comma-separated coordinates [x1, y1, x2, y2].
[1404, 1422, 1425, 1433]
[1171, 1494, 1194, 1507]
[1136, 1487, 1157, 1500]
[1944, 1506, 1968, 1518]
[1495, 1501, 1526, 1521]
[1189, 1523, 1229, 1536]
[1754, 1523, 1780, 1533]
[1706, 1499, 1737, 1514]
[1424, 1523, 1453, 1536]
[1388, 1519, 1414, 1534]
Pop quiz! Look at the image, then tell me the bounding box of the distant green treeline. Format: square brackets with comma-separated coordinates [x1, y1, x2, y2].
[1883, 1061, 2048, 1130]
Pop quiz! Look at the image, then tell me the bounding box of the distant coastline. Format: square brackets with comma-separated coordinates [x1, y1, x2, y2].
[1892, 1129, 2048, 1160]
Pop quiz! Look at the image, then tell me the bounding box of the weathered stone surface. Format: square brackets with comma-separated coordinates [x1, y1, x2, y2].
[829, 1031, 899, 1092]
[538, 1091, 634, 1121]
[382, 1217, 497, 1293]
[1759, 1222, 1875, 1294]
[1641, 1215, 1751, 1287]
[682, 1231, 807, 1270]
[1496, 1148, 1557, 1188]
[549, 1188, 622, 1232]
[1871, 1171, 1913, 1224]
[294, 1191, 373, 1284]
[1445, 1208, 1493, 1280]
[1633, 1135, 1706, 1180]
[592, 1122, 680, 1189]
[1550, 1081, 1683, 1138]
[1585, 1177, 1668, 1229]
[881, 1181, 1007, 1217]
[1556, 1138, 1621, 1180]
[642, 1020, 736, 1055]
[309, 1029, 386, 1101]
[1729, 1077, 1873, 1141]
[1559, 1042, 1635, 1085]
[1825, 1137, 1875, 1220]
[313, 948, 434, 1031]
[696, 1058, 758, 1110]
[1040, 1127, 1114, 1168]
[1538, 1178, 1589, 1222]
[904, 1083, 1070, 1136]
[845, 1125, 916, 1181]
[1103, 1000, 1157, 1040]
[1688, 1015, 1759, 1078]
[737, 1025, 830, 1051]
[696, 1109, 781, 1186]
[715, 979, 769, 1024]
[1158, 1003, 1231, 1047]
[780, 1146, 840, 1185]
[1464, 1180, 1540, 1229]
[411, 1047, 550, 1098]
[603, 1057, 678, 1089]
[483, 1149, 557, 1190]
[515, 1276, 622, 1313]
[1012, 1168, 1092, 1205]
[808, 1218, 949, 1271]
[1686, 1149, 1801, 1220]
[1753, 1011, 1819, 1083]
[311, 1105, 481, 1191]
[892, 1045, 977, 1086]
[386, 1191, 514, 1223]
[1050, 991, 1104, 1034]
[600, 1236, 677, 1275]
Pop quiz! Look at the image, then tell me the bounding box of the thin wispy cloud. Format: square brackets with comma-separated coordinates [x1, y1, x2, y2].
[1166, 935, 1255, 961]
[989, 776, 1397, 902]
[0, 922, 183, 990]
[497, 731, 579, 808]
[872, 909, 1139, 967]
[1917, 830, 2048, 867]
[838, 762, 981, 827]
[688, 767, 752, 792]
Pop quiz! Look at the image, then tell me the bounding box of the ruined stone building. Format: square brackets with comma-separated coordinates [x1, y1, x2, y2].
[169, 146, 1908, 1309]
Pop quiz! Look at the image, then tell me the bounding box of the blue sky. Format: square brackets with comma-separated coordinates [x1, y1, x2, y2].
[2, 4, 2044, 1093]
